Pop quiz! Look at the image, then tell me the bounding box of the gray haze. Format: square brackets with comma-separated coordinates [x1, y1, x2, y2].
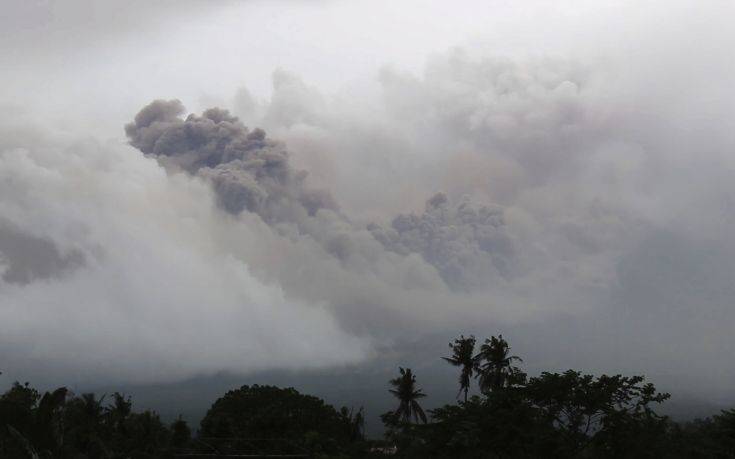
[1, 0, 735, 420]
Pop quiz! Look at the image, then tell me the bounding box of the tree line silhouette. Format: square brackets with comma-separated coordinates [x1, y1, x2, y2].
[2, 335, 735, 457]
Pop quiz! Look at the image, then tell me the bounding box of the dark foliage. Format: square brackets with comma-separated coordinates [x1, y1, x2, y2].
[473, 335, 524, 394]
[386, 368, 428, 425]
[200, 384, 365, 457]
[3, 334, 735, 458]
[0, 385, 174, 458]
[443, 335, 477, 402]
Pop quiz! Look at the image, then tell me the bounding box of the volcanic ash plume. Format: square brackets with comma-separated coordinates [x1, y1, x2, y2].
[0, 112, 369, 384]
[369, 192, 516, 291]
[125, 100, 517, 292]
[125, 99, 336, 225]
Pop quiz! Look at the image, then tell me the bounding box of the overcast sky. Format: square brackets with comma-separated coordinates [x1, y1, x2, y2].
[2, 0, 735, 410]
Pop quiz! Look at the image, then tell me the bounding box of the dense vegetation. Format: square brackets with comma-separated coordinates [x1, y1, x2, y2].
[200, 385, 366, 457]
[2, 335, 735, 457]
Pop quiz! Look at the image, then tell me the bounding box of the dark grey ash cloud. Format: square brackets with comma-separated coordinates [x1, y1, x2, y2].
[125, 100, 337, 223]
[369, 192, 515, 290]
[125, 100, 519, 292]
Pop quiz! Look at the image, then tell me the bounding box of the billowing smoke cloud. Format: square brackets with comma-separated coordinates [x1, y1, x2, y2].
[369, 193, 515, 291]
[124, 100, 336, 221]
[124, 100, 519, 291]
[221, 47, 735, 398]
[226, 58, 637, 308]
[122, 100, 413, 284]
[0, 110, 368, 385]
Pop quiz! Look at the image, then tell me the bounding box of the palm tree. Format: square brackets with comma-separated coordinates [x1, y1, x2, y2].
[442, 335, 477, 402]
[80, 393, 106, 425]
[6, 387, 69, 457]
[32, 387, 68, 456]
[170, 415, 192, 448]
[351, 407, 365, 441]
[340, 406, 366, 441]
[106, 392, 132, 430]
[388, 367, 428, 424]
[474, 335, 523, 393]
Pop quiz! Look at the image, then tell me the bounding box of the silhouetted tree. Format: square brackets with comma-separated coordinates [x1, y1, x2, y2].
[423, 393, 560, 458]
[707, 409, 735, 457]
[170, 415, 192, 449]
[389, 367, 428, 424]
[107, 392, 131, 428]
[0, 382, 40, 439]
[0, 385, 68, 458]
[7, 333, 735, 458]
[121, 409, 170, 457]
[474, 335, 524, 393]
[0, 382, 179, 458]
[443, 335, 477, 402]
[65, 392, 111, 456]
[525, 370, 670, 456]
[340, 406, 365, 442]
[32, 387, 68, 456]
[200, 385, 355, 456]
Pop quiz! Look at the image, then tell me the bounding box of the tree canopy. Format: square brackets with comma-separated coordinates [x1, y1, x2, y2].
[200, 384, 363, 456]
[3, 334, 735, 458]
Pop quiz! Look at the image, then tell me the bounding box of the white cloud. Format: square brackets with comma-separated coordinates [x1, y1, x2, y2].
[0, 117, 368, 385]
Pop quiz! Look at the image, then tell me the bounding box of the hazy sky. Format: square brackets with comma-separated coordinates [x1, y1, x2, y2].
[2, 0, 735, 409]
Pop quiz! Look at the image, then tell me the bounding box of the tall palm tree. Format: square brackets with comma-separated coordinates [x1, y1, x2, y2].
[474, 335, 523, 393]
[7, 387, 69, 458]
[351, 407, 365, 440]
[340, 406, 366, 441]
[33, 387, 68, 456]
[107, 392, 132, 431]
[442, 335, 476, 402]
[388, 367, 428, 424]
[80, 393, 106, 424]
